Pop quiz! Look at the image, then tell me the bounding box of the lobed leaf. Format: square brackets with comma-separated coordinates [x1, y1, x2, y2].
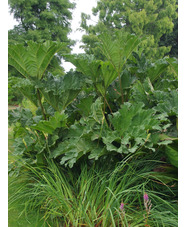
[64, 54, 101, 83]
[98, 31, 145, 74]
[153, 90, 178, 117]
[38, 72, 85, 111]
[8, 41, 65, 79]
[166, 57, 178, 78]
[31, 111, 67, 134]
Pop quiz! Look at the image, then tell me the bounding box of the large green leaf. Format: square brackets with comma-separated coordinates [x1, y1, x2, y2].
[13, 131, 46, 156]
[98, 31, 144, 74]
[50, 99, 173, 166]
[51, 137, 105, 168]
[64, 54, 101, 83]
[38, 72, 84, 111]
[41, 89, 81, 112]
[153, 90, 178, 117]
[13, 138, 28, 155]
[90, 97, 105, 124]
[9, 107, 34, 127]
[106, 102, 168, 154]
[100, 61, 118, 89]
[127, 53, 170, 85]
[32, 111, 67, 134]
[65, 53, 130, 96]
[77, 96, 94, 117]
[8, 44, 30, 78]
[109, 102, 160, 137]
[50, 98, 107, 167]
[146, 58, 169, 82]
[166, 57, 178, 78]
[8, 41, 65, 79]
[13, 78, 38, 106]
[131, 77, 155, 106]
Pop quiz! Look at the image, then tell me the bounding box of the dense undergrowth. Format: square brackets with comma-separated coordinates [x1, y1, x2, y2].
[8, 30, 178, 226]
[9, 155, 177, 227]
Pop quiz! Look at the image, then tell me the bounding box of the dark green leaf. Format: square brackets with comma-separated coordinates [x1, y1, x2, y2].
[31, 111, 67, 134]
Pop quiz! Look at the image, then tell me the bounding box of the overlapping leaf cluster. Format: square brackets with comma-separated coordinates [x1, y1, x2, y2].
[8, 31, 178, 170]
[50, 98, 174, 167]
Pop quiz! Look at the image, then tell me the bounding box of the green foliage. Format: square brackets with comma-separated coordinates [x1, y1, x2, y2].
[77, 95, 94, 117]
[106, 102, 171, 153]
[8, 41, 86, 122]
[13, 78, 38, 106]
[49, 99, 173, 168]
[100, 61, 118, 89]
[9, 157, 178, 226]
[98, 31, 145, 74]
[31, 111, 67, 134]
[65, 54, 102, 83]
[8, 0, 74, 45]
[159, 17, 178, 58]
[8, 75, 24, 104]
[50, 98, 107, 167]
[153, 90, 178, 117]
[9, 106, 70, 167]
[145, 59, 169, 83]
[8, 0, 74, 104]
[127, 53, 170, 83]
[66, 32, 145, 104]
[8, 29, 178, 226]
[9, 107, 34, 127]
[165, 143, 178, 168]
[65, 54, 118, 99]
[128, 53, 177, 106]
[8, 41, 65, 80]
[21, 98, 38, 115]
[9, 32, 178, 227]
[166, 57, 178, 78]
[38, 71, 85, 111]
[81, 0, 178, 59]
[8, 32, 178, 169]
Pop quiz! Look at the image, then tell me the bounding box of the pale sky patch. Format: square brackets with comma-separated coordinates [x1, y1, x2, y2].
[63, 0, 98, 71]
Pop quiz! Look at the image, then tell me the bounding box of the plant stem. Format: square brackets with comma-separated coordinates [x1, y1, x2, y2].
[37, 88, 47, 120]
[118, 72, 124, 104]
[103, 94, 106, 113]
[94, 83, 113, 114]
[104, 94, 113, 114]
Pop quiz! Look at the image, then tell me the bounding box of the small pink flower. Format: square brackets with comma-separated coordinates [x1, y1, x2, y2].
[144, 193, 149, 201]
[120, 202, 124, 211]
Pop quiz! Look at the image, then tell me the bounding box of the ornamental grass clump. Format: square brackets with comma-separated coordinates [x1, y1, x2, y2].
[9, 154, 177, 226]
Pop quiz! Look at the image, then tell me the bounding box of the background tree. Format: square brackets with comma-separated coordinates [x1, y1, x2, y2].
[80, 0, 178, 59]
[8, 0, 74, 45]
[159, 13, 178, 58]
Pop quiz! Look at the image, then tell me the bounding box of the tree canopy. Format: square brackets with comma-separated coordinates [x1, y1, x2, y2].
[80, 0, 178, 59]
[8, 0, 75, 46]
